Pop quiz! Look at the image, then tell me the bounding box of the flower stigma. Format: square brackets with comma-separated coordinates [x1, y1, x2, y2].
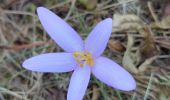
[73, 52, 94, 67]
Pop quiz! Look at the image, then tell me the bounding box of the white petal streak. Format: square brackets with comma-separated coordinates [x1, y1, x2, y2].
[67, 66, 91, 100]
[23, 53, 76, 72]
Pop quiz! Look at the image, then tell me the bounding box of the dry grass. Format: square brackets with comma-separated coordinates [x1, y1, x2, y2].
[0, 0, 170, 100]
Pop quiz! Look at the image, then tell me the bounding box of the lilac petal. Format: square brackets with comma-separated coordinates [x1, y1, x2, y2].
[37, 7, 84, 52]
[85, 18, 112, 58]
[92, 57, 136, 91]
[23, 53, 76, 72]
[67, 66, 91, 100]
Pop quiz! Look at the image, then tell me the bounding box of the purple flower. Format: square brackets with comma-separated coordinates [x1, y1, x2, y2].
[23, 7, 136, 100]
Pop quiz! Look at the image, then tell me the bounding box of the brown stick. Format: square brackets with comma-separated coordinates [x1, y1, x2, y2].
[0, 41, 52, 51]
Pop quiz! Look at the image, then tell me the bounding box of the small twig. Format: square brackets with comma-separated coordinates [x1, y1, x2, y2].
[0, 87, 24, 100]
[157, 55, 170, 59]
[27, 73, 43, 94]
[144, 73, 154, 100]
[0, 8, 36, 17]
[155, 40, 170, 49]
[0, 41, 52, 51]
[64, 0, 76, 21]
[91, 85, 100, 100]
[2, 0, 18, 9]
[50, 0, 71, 9]
[98, 0, 138, 10]
[148, 2, 159, 24]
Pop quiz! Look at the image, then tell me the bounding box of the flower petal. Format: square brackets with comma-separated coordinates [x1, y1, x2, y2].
[37, 7, 84, 52]
[67, 66, 91, 100]
[92, 57, 136, 91]
[23, 53, 76, 72]
[85, 18, 112, 58]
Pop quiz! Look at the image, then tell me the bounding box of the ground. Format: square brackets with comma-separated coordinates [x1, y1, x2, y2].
[0, 0, 170, 100]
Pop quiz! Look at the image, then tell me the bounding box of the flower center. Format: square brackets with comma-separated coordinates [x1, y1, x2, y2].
[73, 52, 94, 67]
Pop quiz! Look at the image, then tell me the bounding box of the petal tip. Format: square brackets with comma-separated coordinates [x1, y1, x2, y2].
[22, 57, 38, 72]
[37, 6, 46, 12]
[37, 7, 50, 16]
[104, 18, 113, 24]
[123, 78, 137, 91]
[22, 60, 31, 71]
[37, 7, 45, 17]
[128, 84, 136, 91]
[105, 18, 113, 21]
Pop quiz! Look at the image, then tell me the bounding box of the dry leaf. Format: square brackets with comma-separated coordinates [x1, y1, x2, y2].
[122, 34, 138, 74]
[138, 56, 157, 72]
[114, 14, 142, 24]
[113, 14, 144, 31]
[108, 40, 126, 53]
[159, 15, 170, 29]
[139, 27, 158, 59]
[147, 1, 170, 29]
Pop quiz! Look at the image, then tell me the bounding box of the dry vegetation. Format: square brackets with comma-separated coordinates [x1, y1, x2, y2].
[0, 0, 170, 100]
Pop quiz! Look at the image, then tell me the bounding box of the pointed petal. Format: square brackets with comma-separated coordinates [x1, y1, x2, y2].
[23, 53, 76, 72]
[37, 7, 84, 52]
[85, 18, 112, 58]
[67, 66, 91, 100]
[92, 57, 136, 91]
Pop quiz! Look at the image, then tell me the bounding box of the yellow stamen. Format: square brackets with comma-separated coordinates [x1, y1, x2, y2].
[73, 52, 94, 67]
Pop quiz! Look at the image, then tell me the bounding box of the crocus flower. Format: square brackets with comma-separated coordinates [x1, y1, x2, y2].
[23, 7, 136, 100]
